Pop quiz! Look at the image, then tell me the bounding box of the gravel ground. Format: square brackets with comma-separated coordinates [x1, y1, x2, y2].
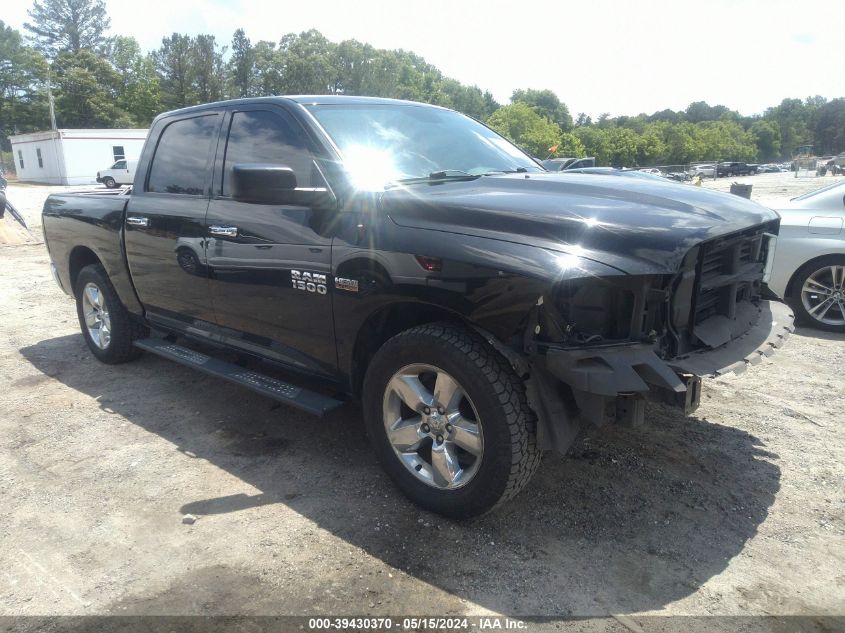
[699, 170, 845, 206]
[0, 178, 843, 630]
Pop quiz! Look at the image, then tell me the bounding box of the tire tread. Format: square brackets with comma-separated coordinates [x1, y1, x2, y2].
[367, 322, 541, 516]
[75, 264, 147, 364]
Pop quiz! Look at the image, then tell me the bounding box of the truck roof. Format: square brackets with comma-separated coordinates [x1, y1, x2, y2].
[156, 95, 445, 119]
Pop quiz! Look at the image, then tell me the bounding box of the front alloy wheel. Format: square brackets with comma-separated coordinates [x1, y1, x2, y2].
[363, 323, 541, 518]
[800, 263, 845, 327]
[383, 363, 483, 489]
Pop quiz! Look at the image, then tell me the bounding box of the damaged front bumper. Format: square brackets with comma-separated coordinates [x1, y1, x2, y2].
[526, 300, 795, 453]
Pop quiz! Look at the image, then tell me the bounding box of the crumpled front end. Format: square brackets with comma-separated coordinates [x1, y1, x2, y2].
[524, 221, 795, 454]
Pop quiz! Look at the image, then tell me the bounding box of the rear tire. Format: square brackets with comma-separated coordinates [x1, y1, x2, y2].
[788, 255, 845, 332]
[75, 264, 148, 363]
[362, 323, 541, 519]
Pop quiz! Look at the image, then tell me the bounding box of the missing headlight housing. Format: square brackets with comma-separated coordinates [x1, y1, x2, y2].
[536, 275, 670, 347]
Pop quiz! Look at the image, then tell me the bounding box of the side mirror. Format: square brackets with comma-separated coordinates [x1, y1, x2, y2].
[230, 163, 336, 209]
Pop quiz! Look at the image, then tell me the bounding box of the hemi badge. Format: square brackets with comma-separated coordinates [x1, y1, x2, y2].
[334, 277, 359, 293]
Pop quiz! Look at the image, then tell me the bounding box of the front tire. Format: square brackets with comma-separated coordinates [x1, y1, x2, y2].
[75, 264, 148, 363]
[102, 177, 116, 189]
[788, 256, 845, 332]
[363, 323, 541, 519]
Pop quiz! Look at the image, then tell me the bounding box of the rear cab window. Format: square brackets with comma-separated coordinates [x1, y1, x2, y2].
[147, 114, 219, 195]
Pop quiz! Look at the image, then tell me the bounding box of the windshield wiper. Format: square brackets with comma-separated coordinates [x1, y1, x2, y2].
[393, 170, 481, 186]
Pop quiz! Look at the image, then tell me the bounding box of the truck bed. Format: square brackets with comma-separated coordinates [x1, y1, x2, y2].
[42, 189, 142, 314]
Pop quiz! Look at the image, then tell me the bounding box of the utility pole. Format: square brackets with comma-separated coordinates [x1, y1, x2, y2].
[46, 78, 58, 131]
[46, 75, 63, 184]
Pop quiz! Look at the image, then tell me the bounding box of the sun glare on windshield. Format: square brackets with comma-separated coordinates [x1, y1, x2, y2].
[342, 144, 403, 191]
[306, 103, 541, 191]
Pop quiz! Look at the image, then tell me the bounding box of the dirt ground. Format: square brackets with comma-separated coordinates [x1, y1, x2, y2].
[1, 176, 843, 630]
[699, 170, 845, 206]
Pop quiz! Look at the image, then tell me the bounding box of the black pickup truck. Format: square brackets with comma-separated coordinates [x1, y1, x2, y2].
[717, 161, 758, 177]
[42, 96, 793, 518]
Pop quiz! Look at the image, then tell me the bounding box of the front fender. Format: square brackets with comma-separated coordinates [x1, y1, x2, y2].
[331, 220, 626, 384]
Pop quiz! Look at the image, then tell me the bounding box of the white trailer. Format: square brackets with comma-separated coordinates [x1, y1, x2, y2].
[9, 129, 148, 185]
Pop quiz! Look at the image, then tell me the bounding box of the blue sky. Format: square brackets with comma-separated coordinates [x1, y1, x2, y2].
[6, 0, 841, 117]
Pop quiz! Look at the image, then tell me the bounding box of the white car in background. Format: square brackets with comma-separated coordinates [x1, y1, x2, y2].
[767, 180, 845, 331]
[689, 164, 716, 178]
[96, 159, 137, 189]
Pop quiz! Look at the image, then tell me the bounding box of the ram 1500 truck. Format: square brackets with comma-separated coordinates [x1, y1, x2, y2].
[42, 96, 794, 518]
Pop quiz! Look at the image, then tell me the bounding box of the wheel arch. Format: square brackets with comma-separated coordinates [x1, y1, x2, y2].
[784, 251, 845, 298]
[68, 246, 103, 296]
[350, 300, 479, 398]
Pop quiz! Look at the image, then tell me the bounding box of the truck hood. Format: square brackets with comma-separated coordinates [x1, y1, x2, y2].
[382, 173, 779, 274]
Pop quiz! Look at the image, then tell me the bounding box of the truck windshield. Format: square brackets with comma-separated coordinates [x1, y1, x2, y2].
[305, 103, 542, 190]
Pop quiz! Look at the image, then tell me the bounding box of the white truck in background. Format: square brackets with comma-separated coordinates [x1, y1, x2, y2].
[96, 159, 138, 188]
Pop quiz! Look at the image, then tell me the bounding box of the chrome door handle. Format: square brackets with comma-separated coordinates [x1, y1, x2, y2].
[126, 216, 149, 227]
[209, 225, 238, 237]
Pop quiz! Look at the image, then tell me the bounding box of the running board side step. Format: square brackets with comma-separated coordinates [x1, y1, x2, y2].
[133, 338, 344, 417]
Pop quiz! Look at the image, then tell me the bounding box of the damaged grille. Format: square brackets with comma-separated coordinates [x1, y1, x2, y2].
[672, 222, 775, 354]
[694, 227, 765, 325]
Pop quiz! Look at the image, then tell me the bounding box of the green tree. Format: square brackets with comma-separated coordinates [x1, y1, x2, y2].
[765, 97, 816, 157]
[24, 0, 111, 58]
[636, 124, 668, 165]
[696, 120, 758, 161]
[482, 91, 499, 119]
[191, 34, 226, 103]
[511, 88, 572, 131]
[595, 112, 612, 128]
[557, 131, 585, 158]
[126, 54, 160, 125]
[278, 30, 335, 94]
[440, 79, 494, 120]
[251, 40, 284, 96]
[684, 101, 719, 123]
[662, 122, 706, 164]
[486, 102, 562, 157]
[574, 112, 592, 127]
[648, 108, 682, 124]
[228, 29, 253, 98]
[52, 49, 131, 127]
[813, 98, 845, 156]
[750, 119, 782, 161]
[0, 21, 49, 150]
[108, 36, 160, 125]
[576, 127, 642, 166]
[108, 35, 140, 78]
[154, 33, 195, 109]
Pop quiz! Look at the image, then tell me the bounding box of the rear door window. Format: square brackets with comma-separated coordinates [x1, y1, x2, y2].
[147, 115, 218, 195]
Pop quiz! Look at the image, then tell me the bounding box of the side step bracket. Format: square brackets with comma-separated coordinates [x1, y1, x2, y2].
[133, 338, 344, 417]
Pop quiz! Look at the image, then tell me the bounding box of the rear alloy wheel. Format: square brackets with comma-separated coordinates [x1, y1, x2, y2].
[81, 282, 112, 350]
[75, 264, 147, 363]
[791, 257, 845, 332]
[363, 323, 541, 518]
